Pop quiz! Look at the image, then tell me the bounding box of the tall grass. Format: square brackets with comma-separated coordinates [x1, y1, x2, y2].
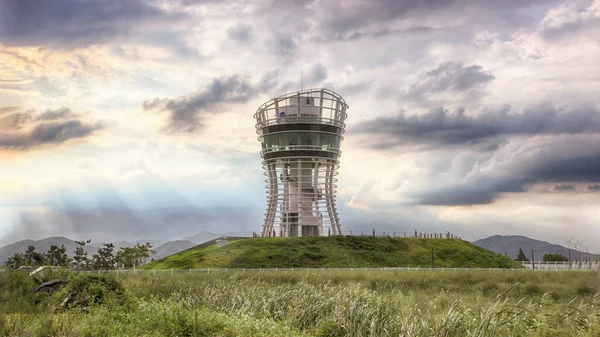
[2, 270, 599, 336]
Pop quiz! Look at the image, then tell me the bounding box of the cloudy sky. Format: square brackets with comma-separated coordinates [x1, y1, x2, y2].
[1, 0, 599, 250]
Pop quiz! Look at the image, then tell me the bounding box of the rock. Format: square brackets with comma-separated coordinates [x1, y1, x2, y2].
[33, 279, 67, 293]
[61, 293, 77, 308]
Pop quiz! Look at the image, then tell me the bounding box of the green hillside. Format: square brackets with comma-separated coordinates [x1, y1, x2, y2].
[142, 236, 523, 269]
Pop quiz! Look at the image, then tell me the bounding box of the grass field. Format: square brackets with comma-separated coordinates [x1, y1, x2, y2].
[1, 269, 599, 336]
[143, 236, 522, 269]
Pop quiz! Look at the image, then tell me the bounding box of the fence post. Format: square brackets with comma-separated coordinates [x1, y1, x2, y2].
[154, 269, 156, 277]
[189, 268, 191, 274]
[171, 268, 173, 276]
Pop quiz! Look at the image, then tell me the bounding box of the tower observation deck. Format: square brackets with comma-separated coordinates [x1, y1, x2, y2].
[254, 88, 348, 237]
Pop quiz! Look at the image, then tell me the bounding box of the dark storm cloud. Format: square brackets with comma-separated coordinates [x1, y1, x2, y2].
[312, 0, 562, 41]
[227, 23, 254, 43]
[403, 62, 495, 100]
[270, 35, 297, 57]
[0, 0, 167, 46]
[0, 0, 187, 49]
[0, 106, 104, 150]
[36, 107, 77, 121]
[352, 102, 600, 149]
[539, 19, 589, 41]
[538, 4, 600, 41]
[416, 153, 600, 206]
[309, 63, 327, 84]
[28, 120, 102, 144]
[143, 70, 279, 133]
[554, 184, 576, 192]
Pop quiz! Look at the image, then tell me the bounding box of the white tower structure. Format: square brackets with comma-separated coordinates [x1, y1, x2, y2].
[254, 88, 348, 237]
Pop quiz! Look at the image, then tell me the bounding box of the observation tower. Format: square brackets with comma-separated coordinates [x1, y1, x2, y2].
[253, 88, 348, 237]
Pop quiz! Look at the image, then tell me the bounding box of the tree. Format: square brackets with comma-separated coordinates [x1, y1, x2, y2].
[5, 253, 26, 269]
[24, 245, 44, 266]
[565, 236, 575, 262]
[73, 239, 92, 270]
[116, 242, 155, 269]
[516, 248, 529, 261]
[543, 253, 569, 262]
[133, 242, 155, 266]
[116, 246, 137, 269]
[92, 243, 116, 269]
[45, 245, 71, 267]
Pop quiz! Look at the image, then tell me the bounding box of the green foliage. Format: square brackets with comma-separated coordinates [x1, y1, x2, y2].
[4, 244, 69, 269]
[73, 239, 92, 270]
[0, 268, 74, 313]
[143, 236, 523, 269]
[516, 248, 529, 261]
[45, 244, 72, 266]
[24, 245, 44, 266]
[4, 252, 26, 270]
[543, 253, 569, 261]
[92, 243, 116, 269]
[0, 270, 39, 313]
[50, 273, 130, 311]
[116, 242, 155, 269]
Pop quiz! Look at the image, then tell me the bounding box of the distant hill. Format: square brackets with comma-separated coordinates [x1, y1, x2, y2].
[0, 236, 95, 264]
[0, 237, 194, 264]
[151, 240, 195, 260]
[473, 235, 598, 261]
[183, 230, 253, 244]
[142, 236, 523, 269]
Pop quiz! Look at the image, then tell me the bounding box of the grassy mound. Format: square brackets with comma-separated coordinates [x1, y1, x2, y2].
[0, 270, 130, 314]
[49, 274, 129, 311]
[143, 236, 522, 269]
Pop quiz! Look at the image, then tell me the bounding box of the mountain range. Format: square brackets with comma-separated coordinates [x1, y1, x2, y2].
[4, 232, 597, 265]
[0, 230, 253, 264]
[0, 237, 195, 265]
[473, 235, 599, 261]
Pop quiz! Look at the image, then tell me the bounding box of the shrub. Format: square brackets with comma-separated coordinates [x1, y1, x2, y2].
[50, 274, 130, 311]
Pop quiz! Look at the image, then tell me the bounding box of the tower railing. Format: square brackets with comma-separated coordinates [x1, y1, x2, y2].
[253, 88, 348, 132]
[255, 116, 346, 130]
[260, 145, 341, 156]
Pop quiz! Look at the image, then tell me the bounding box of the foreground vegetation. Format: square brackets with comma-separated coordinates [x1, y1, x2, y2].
[143, 236, 522, 269]
[1, 269, 599, 336]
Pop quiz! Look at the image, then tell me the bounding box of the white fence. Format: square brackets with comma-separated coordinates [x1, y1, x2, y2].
[3, 265, 599, 275]
[520, 260, 600, 270]
[70, 266, 599, 276]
